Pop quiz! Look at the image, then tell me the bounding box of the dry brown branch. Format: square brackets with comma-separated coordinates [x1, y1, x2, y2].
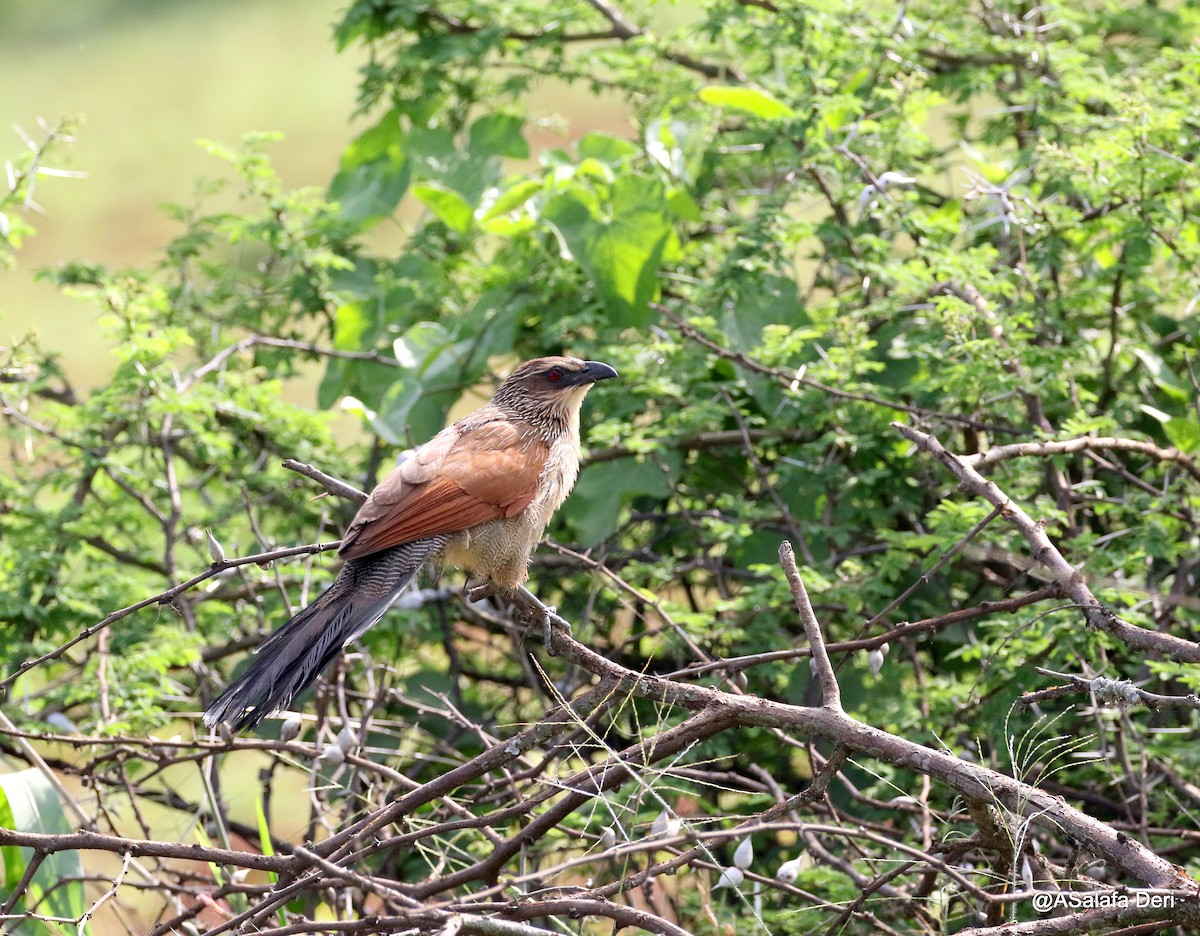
[0, 538, 342, 696]
[779, 540, 840, 708]
[282, 458, 369, 504]
[0, 827, 288, 873]
[182, 335, 400, 392]
[895, 422, 1200, 663]
[661, 304, 1019, 433]
[5, 457, 1200, 935]
[1021, 668, 1200, 711]
[964, 435, 1200, 484]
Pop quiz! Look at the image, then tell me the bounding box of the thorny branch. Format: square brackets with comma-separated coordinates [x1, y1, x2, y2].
[895, 422, 1200, 663]
[3, 438, 1200, 935]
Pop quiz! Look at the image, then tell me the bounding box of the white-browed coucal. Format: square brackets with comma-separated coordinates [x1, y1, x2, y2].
[203, 356, 617, 731]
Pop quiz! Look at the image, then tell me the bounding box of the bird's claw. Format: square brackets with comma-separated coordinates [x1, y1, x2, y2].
[470, 584, 572, 652]
[540, 605, 573, 652]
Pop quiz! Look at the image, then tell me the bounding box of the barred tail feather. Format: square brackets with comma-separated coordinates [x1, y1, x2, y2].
[203, 537, 446, 732]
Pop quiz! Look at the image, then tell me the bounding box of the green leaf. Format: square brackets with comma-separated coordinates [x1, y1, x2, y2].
[819, 94, 864, 132]
[468, 113, 529, 159]
[563, 457, 671, 545]
[698, 86, 797, 120]
[328, 156, 409, 225]
[193, 824, 225, 888]
[722, 274, 806, 352]
[666, 187, 702, 222]
[331, 301, 374, 351]
[0, 769, 88, 934]
[1164, 417, 1200, 453]
[0, 782, 23, 910]
[412, 183, 474, 232]
[255, 795, 279, 885]
[327, 111, 410, 224]
[1131, 347, 1190, 401]
[542, 174, 675, 325]
[378, 322, 482, 441]
[576, 132, 640, 166]
[409, 126, 501, 206]
[480, 179, 543, 220]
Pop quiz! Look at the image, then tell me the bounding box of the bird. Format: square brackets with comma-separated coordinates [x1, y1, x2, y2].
[203, 355, 617, 731]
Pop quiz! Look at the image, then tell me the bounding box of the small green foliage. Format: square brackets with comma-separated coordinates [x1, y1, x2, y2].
[3, 1, 1200, 932]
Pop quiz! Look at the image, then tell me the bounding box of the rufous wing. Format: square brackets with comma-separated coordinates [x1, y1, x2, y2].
[338, 418, 549, 559]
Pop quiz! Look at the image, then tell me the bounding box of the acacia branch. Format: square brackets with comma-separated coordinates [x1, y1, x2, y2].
[522, 604, 1197, 895]
[182, 335, 399, 392]
[0, 539, 341, 695]
[669, 585, 1060, 678]
[583, 0, 747, 81]
[964, 435, 1200, 484]
[895, 422, 1200, 663]
[780, 541, 840, 708]
[661, 305, 1019, 433]
[0, 828, 288, 873]
[10, 461, 1200, 934]
[282, 458, 368, 503]
[1022, 668, 1200, 711]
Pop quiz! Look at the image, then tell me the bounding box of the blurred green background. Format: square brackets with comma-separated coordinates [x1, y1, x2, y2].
[0, 0, 361, 389]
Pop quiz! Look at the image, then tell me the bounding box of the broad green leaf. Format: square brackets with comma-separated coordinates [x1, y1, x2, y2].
[338, 109, 404, 169]
[328, 156, 410, 224]
[1164, 417, 1200, 453]
[0, 769, 87, 934]
[378, 322, 479, 441]
[541, 174, 675, 325]
[328, 111, 410, 223]
[1132, 347, 1190, 401]
[721, 274, 805, 353]
[342, 395, 401, 446]
[666, 187, 702, 222]
[480, 179, 543, 220]
[409, 126, 501, 205]
[819, 94, 864, 132]
[412, 183, 474, 232]
[468, 113, 529, 159]
[576, 132, 640, 166]
[480, 215, 536, 237]
[698, 86, 797, 120]
[573, 158, 616, 183]
[563, 457, 672, 545]
[332, 301, 374, 351]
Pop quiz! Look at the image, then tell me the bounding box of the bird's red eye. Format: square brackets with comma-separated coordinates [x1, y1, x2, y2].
[546, 367, 564, 382]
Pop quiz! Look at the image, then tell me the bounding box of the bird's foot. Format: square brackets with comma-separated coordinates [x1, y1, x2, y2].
[510, 588, 570, 651]
[534, 604, 571, 652]
[468, 583, 571, 651]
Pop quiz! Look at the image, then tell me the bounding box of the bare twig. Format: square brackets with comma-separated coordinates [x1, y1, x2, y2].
[0, 539, 340, 695]
[895, 422, 1200, 663]
[1021, 669, 1200, 711]
[282, 458, 368, 504]
[779, 540, 841, 709]
[0, 827, 288, 873]
[964, 435, 1200, 484]
[181, 335, 399, 392]
[661, 306, 1018, 433]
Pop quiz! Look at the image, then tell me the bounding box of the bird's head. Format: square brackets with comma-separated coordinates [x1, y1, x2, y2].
[492, 356, 618, 427]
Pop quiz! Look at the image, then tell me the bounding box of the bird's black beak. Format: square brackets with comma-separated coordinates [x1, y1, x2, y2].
[578, 360, 618, 384]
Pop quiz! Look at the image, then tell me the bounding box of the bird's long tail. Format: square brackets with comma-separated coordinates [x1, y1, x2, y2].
[203, 537, 447, 732]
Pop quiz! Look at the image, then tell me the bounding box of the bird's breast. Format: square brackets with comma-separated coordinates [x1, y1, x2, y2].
[440, 434, 581, 591]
